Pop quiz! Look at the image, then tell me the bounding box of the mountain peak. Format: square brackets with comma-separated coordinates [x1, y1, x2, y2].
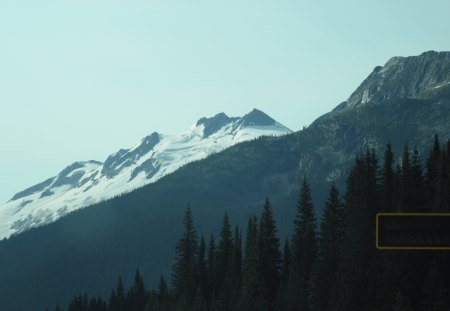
[345, 51, 450, 109]
[239, 108, 276, 127]
[196, 109, 288, 137]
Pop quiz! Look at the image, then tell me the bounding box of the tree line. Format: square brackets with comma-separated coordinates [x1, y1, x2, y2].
[50, 136, 450, 311]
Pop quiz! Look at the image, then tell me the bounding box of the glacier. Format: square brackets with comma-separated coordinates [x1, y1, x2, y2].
[0, 109, 292, 239]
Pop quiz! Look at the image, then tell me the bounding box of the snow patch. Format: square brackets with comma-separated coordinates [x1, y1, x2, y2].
[0, 111, 292, 239]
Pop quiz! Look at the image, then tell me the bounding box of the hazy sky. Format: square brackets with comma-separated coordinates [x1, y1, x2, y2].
[1, 0, 450, 203]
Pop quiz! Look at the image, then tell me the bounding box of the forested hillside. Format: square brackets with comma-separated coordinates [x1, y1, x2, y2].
[50, 136, 450, 311]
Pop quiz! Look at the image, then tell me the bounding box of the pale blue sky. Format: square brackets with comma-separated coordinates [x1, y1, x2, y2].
[1, 0, 450, 203]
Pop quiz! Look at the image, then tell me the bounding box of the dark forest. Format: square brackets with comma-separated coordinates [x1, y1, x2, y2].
[50, 136, 450, 311]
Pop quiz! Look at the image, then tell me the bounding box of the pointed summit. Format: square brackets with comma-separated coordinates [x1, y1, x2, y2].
[239, 108, 276, 127]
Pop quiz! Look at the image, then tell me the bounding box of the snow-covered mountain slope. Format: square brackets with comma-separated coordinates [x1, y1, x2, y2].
[0, 109, 291, 239]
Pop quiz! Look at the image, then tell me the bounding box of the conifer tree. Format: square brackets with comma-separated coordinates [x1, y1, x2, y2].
[276, 238, 291, 311]
[241, 216, 259, 311]
[206, 234, 217, 305]
[217, 214, 233, 281]
[332, 150, 380, 311]
[197, 236, 208, 301]
[410, 146, 425, 211]
[228, 226, 243, 310]
[400, 144, 412, 212]
[395, 146, 430, 308]
[433, 142, 450, 212]
[192, 236, 208, 311]
[310, 183, 343, 311]
[287, 177, 317, 311]
[381, 143, 395, 212]
[108, 291, 117, 311]
[153, 275, 170, 311]
[280, 238, 290, 288]
[109, 277, 125, 311]
[232, 226, 242, 290]
[216, 213, 234, 310]
[374, 145, 402, 310]
[172, 205, 198, 310]
[257, 197, 281, 311]
[426, 135, 441, 209]
[130, 269, 146, 311]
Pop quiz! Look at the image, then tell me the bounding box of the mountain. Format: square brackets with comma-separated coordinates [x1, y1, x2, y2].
[345, 50, 450, 109]
[0, 51, 449, 311]
[0, 109, 291, 239]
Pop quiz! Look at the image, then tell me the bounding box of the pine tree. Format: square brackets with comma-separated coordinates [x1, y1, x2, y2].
[117, 277, 125, 310]
[280, 238, 291, 288]
[381, 143, 395, 212]
[231, 226, 242, 292]
[240, 216, 259, 311]
[287, 177, 317, 311]
[146, 275, 170, 311]
[310, 183, 343, 311]
[130, 269, 146, 311]
[172, 205, 198, 310]
[197, 236, 208, 302]
[108, 290, 117, 311]
[400, 145, 426, 212]
[444, 140, 450, 212]
[215, 213, 234, 311]
[193, 236, 208, 311]
[206, 234, 217, 306]
[395, 145, 429, 308]
[88, 296, 106, 311]
[223, 226, 243, 311]
[68, 293, 88, 311]
[371, 144, 404, 311]
[331, 149, 380, 311]
[400, 144, 412, 212]
[158, 275, 169, 304]
[257, 197, 281, 311]
[109, 277, 125, 311]
[410, 146, 426, 211]
[433, 142, 450, 212]
[426, 135, 441, 209]
[276, 238, 291, 311]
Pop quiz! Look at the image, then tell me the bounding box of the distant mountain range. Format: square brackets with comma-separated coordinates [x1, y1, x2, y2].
[0, 51, 449, 311]
[0, 109, 291, 239]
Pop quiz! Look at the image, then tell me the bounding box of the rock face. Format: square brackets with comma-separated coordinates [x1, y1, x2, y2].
[345, 51, 450, 109]
[196, 113, 239, 138]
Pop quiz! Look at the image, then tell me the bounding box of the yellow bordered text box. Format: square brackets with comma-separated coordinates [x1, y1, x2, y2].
[376, 213, 450, 250]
